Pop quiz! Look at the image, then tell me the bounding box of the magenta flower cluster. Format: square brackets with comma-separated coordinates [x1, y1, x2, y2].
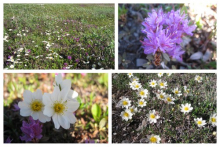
[141, 9, 196, 61]
[20, 116, 43, 142]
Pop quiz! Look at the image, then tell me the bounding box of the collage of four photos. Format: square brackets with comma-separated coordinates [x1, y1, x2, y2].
[2, 2, 217, 144]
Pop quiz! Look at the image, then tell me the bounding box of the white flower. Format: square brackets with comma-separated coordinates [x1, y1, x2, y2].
[43, 86, 79, 129]
[138, 98, 146, 107]
[156, 90, 166, 100]
[147, 110, 160, 123]
[120, 109, 132, 121]
[120, 97, 131, 108]
[158, 80, 167, 89]
[137, 88, 148, 98]
[180, 103, 193, 114]
[209, 113, 217, 127]
[164, 94, 175, 104]
[195, 75, 203, 83]
[18, 48, 24, 52]
[131, 76, 139, 82]
[194, 118, 206, 127]
[167, 73, 172, 76]
[128, 106, 137, 114]
[131, 82, 142, 90]
[149, 79, 157, 87]
[3, 36, 9, 42]
[10, 65, 14, 68]
[18, 89, 51, 123]
[158, 73, 163, 77]
[184, 86, 190, 94]
[127, 73, 133, 78]
[147, 134, 161, 143]
[173, 87, 182, 97]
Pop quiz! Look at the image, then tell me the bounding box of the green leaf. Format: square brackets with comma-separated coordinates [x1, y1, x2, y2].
[91, 104, 102, 122]
[99, 118, 107, 129]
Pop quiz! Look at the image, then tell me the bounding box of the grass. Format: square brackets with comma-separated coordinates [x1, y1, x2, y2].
[112, 73, 216, 143]
[4, 4, 114, 69]
[4, 73, 108, 143]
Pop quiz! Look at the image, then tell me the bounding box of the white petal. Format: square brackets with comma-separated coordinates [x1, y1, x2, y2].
[32, 112, 39, 120]
[67, 90, 78, 99]
[58, 115, 70, 129]
[65, 112, 77, 124]
[20, 109, 31, 116]
[60, 79, 71, 90]
[52, 86, 60, 101]
[43, 106, 54, 117]
[23, 90, 33, 104]
[38, 111, 51, 123]
[55, 74, 63, 85]
[52, 114, 60, 129]
[18, 101, 30, 109]
[33, 89, 43, 100]
[42, 93, 52, 106]
[67, 100, 79, 112]
[60, 88, 70, 102]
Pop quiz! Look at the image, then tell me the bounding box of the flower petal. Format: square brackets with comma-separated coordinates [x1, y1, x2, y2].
[60, 88, 70, 102]
[52, 114, 60, 129]
[23, 90, 33, 104]
[60, 79, 71, 90]
[33, 89, 43, 100]
[43, 106, 54, 117]
[66, 100, 79, 112]
[51, 86, 60, 101]
[67, 90, 78, 100]
[20, 109, 31, 116]
[58, 115, 70, 129]
[38, 111, 51, 123]
[65, 112, 77, 124]
[42, 93, 52, 106]
[18, 101, 30, 109]
[55, 73, 63, 85]
[32, 112, 39, 120]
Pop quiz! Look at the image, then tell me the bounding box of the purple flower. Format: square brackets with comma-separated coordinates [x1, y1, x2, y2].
[85, 52, 88, 56]
[64, 63, 68, 66]
[28, 49, 31, 53]
[75, 59, 79, 63]
[67, 56, 72, 60]
[20, 116, 43, 142]
[85, 138, 95, 143]
[12, 103, 20, 111]
[8, 55, 11, 59]
[8, 46, 11, 50]
[87, 44, 91, 48]
[5, 137, 12, 143]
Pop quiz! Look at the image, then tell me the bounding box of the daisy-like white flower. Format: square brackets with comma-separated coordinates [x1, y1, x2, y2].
[180, 103, 193, 114]
[147, 110, 160, 123]
[120, 109, 133, 121]
[18, 89, 51, 123]
[149, 79, 157, 88]
[164, 94, 175, 104]
[195, 75, 203, 83]
[128, 106, 137, 114]
[129, 81, 137, 89]
[43, 86, 79, 129]
[147, 134, 161, 143]
[173, 87, 182, 97]
[131, 76, 139, 82]
[156, 90, 166, 100]
[10, 65, 14, 68]
[120, 97, 131, 108]
[137, 88, 148, 98]
[138, 98, 146, 107]
[127, 73, 133, 78]
[157, 80, 167, 89]
[184, 86, 190, 94]
[166, 73, 172, 76]
[158, 73, 163, 77]
[132, 82, 142, 90]
[194, 118, 206, 127]
[209, 113, 217, 127]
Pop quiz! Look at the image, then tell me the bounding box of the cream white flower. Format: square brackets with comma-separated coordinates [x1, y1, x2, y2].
[180, 103, 193, 114]
[137, 88, 148, 98]
[132, 82, 142, 90]
[158, 80, 167, 89]
[127, 73, 133, 78]
[43, 86, 79, 129]
[164, 94, 175, 104]
[128, 106, 137, 114]
[167, 73, 172, 76]
[194, 118, 206, 127]
[10, 65, 14, 68]
[147, 110, 160, 123]
[149, 79, 157, 88]
[120, 109, 133, 121]
[138, 98, 146, 107]
[173, 87, 182, 97]
[131, 76, 139, 82]
[158, 73, 163, 77]
[18, 89, 51, 123]
[120, 97, 131, 108]
[156, 90, 166, 100]
[147, 134, 161, 143]
[184, 86, 190, 94]
[195, 75, 203, 83]
[209, 113, 217, 127]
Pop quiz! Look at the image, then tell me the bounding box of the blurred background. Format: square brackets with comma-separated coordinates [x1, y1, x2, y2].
[118, 3, 217, 69]
[4, 73, 108, 143]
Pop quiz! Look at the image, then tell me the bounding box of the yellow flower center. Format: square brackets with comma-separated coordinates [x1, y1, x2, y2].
[31, 100, 43, 112]
[139, 101, 144, 105]
[129, 73, 132, 75]
[150, 114, 155, 119]
[211, 117, 216, 123]
[197, 77, 201, 80]
[139, 91, 145, 96]
[184, 107, 189, 111]
[197, 120, 202, 125]
[175, 90, 179, 94]
[150, 136, 157, 143]
[160, 94, 164, 99]
[122, 101, 128, 106]
[130, 108, 134, 113]
[53, 102, 66, 114]
[124, 112, 129, 117]
[133, 78, 136, 81]
[160, 82, 164, 86]
[167, 97, 171, 102]
[151, 82, 155, 85]
[135, 85, 139, 88]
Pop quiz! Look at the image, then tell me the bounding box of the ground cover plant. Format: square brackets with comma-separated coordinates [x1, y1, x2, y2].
[4, 73, 108, 143]
[4, 4, 114, 69]
[112, 73, 216, 143]
[118, 4, 217, 69]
